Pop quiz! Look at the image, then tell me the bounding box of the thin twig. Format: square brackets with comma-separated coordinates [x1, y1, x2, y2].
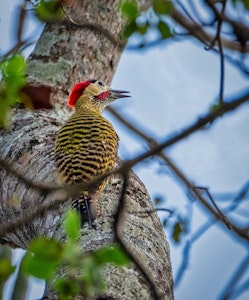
[174, 241, 191, 287]
[195, 186, 232, 229]
[171, 5, 249, 52]
[0, 158, 56, 194]
[16, 1, 28, 44]
[175, 179, 249, 287]
[205, 0, 227, 104]
[175, 0, 198, 24]
[229, 279, 249, 300]
[108, 93, 249, 240]
[0, 40, 34, 60]
[158, 154, 233, 229]
[0, 197, 64, 238]
[113, 172, 162, 300]
[110, 91, 249, 172]
[217, 1, 226, 104]
[218, 254, 249, 299]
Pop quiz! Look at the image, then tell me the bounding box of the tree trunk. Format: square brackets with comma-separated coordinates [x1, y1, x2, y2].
[0, 1, 174, 299]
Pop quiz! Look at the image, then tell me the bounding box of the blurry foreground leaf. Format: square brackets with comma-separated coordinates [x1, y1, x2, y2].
[153, 0, 173, 15]
[0, 259, 15, 282]
[121, 0, 139, 20]
[54, 277, 80, 300]
[22, 238, 62, 280]
[172, 221, 185, 243]
[17, 212, 130, 298]
[0, 53, 26, 127]
[0, 246, 13, 299]
[157, 21, 172, 39]
[63, 210, 80, 241]
[94, 245, 130, 266]
[35, 0, 63, 22]
[122, 21, 138, 38]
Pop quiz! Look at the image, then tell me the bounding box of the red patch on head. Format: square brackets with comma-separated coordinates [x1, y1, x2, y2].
[68, 81, 92, 107]
[96, 91, 111, 101]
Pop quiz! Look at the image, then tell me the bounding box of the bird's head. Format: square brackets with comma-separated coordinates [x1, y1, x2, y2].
[68, 80, 130, 113]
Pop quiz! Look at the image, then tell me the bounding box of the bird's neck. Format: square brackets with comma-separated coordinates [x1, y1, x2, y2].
[74, 96, 103, 115]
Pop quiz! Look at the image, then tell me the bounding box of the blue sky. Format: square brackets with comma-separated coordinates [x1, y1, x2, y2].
[1, 1, 249, 299]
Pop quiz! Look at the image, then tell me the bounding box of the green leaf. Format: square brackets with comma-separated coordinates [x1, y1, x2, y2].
[1, 54, 26, 92]
[0, 54, 26, 128]
[54, 277, 80, 299]
[21, 238, 63, 280]
[136, 23, 148, 35]
[2, 54, 25, 78]
[0, 98, 11, 128]
[157, 21, 172, 39]
[78, 256, 105, 297]
[63, 211, 80, 241]
[0, 259, 15, 282]
[153, 0, 173, 15]
[22, 252, 57, 280]
[121, 0, 139, 20]
[94, 246, 130, 266]
[210, 100, 223, 116]
[172, 222, 183, 243]
[29, 238, 63, 261]
[210, 103, 222, 113]
[122, 21, 137, 38]
[35, 0, 63, 22]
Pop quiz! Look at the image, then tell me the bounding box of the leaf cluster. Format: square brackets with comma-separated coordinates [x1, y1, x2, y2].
[0, 211, 129, 299]
[0, 54, 26, 127]
[121, 0, 173, 40]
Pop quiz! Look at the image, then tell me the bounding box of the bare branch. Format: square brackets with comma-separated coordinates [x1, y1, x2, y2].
[174, 241, 191, 287]
[113, 172, 162, 300]
[16, 0, 28, 44]
[171, 6, 249, 52]
[116, 90, 249, 171]
[0, 40, 34, 60]
[218, 255, 249, 299]
[205, 0, 227, 104]
[1, 90, 249, 240]
[195, 187, 232, 229]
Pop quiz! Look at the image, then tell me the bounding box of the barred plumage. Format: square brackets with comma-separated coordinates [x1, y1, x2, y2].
[54, 80, 129, 227]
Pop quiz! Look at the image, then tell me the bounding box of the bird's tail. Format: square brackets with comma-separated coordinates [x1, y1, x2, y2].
[72, 193, 93, 228]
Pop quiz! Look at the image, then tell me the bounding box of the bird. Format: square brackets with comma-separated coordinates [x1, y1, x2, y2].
[54, 79, 129, 227]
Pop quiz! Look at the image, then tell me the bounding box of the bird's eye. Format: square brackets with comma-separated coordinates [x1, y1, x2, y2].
[98, 81, 105, 87]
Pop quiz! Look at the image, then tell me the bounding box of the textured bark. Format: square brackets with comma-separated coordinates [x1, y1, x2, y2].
[0, 1, 174, 299]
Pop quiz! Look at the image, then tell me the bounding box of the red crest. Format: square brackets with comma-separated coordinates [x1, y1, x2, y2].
[68, 81, 92, 107]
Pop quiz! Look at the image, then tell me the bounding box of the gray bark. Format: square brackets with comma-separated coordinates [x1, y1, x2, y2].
[0, 1, 174, 299]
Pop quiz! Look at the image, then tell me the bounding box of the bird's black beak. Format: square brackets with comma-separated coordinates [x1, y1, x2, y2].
[110, 89, 130, 99]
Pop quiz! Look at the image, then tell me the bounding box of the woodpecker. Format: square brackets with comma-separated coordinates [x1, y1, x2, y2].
[54, 79, 129, 227]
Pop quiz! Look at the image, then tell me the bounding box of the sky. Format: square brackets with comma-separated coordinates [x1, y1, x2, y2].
[1, 1, 249, 300]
